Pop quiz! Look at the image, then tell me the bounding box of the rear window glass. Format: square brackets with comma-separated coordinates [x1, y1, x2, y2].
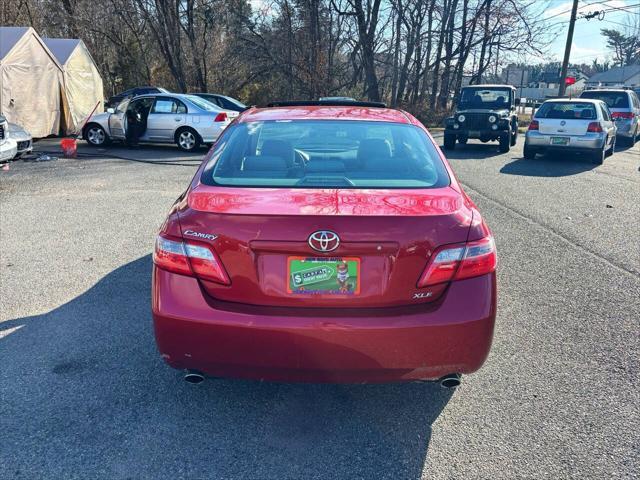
[580, 91, 629, 108]
[535, 102, 597, 120]
[202, 120, 449, 189]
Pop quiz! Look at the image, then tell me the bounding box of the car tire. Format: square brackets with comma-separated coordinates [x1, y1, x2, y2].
[605, 137, 615, 158]
[510, 124, 518, 146]
[443, 133, 456, 150]
[457, 135, 468, 145]
[498, 132, 510, 153]
[175, 128, 201, 152]
[523, 145, 536, 159]
[84, 123, 110, 147]
[591, 144, 605, 165]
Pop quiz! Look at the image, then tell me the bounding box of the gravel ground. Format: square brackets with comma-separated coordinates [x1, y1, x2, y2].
[1, 136, 638, 479]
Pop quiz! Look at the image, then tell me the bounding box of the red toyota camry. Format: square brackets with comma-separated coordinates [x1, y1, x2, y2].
[152, 101, 497, 386]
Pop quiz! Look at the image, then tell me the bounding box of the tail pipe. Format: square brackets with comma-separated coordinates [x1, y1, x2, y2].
[184, 370, 205, 384]
[439, 373, 461, 389]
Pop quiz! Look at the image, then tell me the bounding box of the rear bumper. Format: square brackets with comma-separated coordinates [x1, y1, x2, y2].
[152, 267, 497, 383]
[525, 131, 605, 151]
[614, 119, 637, 138]
[194, 124, 226, 143]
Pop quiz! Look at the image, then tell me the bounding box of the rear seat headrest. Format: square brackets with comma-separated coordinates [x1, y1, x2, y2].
[357, 138, 392, 162]
[242, 155, 288, 171]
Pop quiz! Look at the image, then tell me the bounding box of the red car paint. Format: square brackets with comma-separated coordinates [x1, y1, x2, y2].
[152, 105, 497, 383]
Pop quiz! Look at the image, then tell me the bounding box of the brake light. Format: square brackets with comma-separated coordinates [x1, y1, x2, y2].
[214, 112, 228, 122]
[611, 111, 634, 119]
[417, 236, 496, 287]
[528, 120, 539, 131]
[153, 235, 230, 284]
[587, 122, 603, 133]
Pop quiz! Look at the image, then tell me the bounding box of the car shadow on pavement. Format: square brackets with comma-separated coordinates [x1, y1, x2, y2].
[1, 256, 453, 479]
[500, 152, 599, 177]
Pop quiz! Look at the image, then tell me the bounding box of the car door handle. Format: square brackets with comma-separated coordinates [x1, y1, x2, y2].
[174, 117, 182, 122]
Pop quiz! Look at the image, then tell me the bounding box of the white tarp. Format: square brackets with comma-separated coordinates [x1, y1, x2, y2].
[0, 27, 65, 138]
[43, 38, 104, 132]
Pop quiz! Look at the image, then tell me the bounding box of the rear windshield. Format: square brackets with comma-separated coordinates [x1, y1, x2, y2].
[535, 102, 597, 120]
[185, 95, 220, 112]
[202, 120, 450, 189]
[580, 91, 629, 108]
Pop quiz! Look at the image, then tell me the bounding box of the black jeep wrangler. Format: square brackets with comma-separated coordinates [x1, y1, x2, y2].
[444, 85, 519, 153]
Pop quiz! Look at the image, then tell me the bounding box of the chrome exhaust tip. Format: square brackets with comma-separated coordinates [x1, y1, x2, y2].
[184, 370, 205, 384]
[439, 373, 461, 389]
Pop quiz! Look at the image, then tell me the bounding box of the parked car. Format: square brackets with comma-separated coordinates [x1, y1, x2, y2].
[444, 84, 519, 153]
[8, 122, 33, 158]
[83, 93, 237, 151]
[152, 100, 497, 386]
[524, 98, 616, 164]
[580, 89, 640, 145]
[105, 86, 169, 109]
[0, 115, 18, 163]
[191, 93, 248, 112]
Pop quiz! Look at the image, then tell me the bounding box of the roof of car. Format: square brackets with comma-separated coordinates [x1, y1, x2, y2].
[582, 88, 632, 94]
[543, 98, 605, 103]
[239, 105, 413, 124]
[462, 84, 516, 89]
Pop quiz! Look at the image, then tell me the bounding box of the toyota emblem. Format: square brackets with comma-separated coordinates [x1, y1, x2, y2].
[308, 230, 340, 252]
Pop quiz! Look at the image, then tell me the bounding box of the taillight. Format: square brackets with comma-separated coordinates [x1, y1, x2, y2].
[153, 235, 230, 284]
[214, 112, 228, 122]
[587, 122, 603, 133]
[528, 120, 539, 131]
[611, 111, 634, 119]
[417, 236, 496, 288]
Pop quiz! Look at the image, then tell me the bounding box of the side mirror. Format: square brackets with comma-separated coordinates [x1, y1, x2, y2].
[107, 108, 115, 114]
[515, 98, 521, 106]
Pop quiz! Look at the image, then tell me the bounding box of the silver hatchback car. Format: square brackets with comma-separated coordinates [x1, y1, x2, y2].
[524, 99, 616, 164]
[83, 93, 239, 151]
[580, 89, 640, 146]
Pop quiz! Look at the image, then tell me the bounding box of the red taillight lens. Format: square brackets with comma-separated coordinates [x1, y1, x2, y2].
[455, 237, 497, 281]
[214, 112, 228, 122]
[528, 120, 539, 131]
[611, 111, 634, 119]
[153, 235, 230, 285]
[587, 122, 603, 133]
[417, 236, 497, 287]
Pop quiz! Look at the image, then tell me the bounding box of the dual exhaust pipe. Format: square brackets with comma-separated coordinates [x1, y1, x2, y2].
[184, 370, 461, 388]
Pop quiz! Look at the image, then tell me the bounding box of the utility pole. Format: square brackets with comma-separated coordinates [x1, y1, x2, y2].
[558, 0, 579, 97]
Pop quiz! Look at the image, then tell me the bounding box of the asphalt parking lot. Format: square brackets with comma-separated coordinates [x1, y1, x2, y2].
[1, 136, 639, 479]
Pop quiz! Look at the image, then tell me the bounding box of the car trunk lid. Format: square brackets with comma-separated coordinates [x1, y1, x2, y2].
[538, 118, 592, 135]
[177, 186, 473, 308]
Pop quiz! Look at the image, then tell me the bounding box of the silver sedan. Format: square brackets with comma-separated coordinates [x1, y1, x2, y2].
[82, 93, 239, 151]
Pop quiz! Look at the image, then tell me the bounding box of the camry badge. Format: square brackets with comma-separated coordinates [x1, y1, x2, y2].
[308, 230, 340, 252]
[183, 230, 218, 241]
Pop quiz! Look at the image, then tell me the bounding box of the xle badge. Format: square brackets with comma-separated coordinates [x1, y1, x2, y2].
[413, 292, 433, 299]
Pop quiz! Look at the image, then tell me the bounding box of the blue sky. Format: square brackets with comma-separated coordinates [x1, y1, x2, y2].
[537, 0, 639, 64]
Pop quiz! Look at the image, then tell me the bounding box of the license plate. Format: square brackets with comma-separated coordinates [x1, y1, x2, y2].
[551, 136, 570, 145]
[287, 257, 360, 296]
[468, 130, 481, 136]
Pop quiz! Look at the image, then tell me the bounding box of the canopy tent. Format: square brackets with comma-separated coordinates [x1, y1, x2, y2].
[43, 38, 104, 132]
[0, 26, 69, 138]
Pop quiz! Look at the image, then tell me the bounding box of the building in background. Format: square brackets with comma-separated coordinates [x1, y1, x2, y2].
[586, 64, 640, 89]
[43, 38, 104, 132]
